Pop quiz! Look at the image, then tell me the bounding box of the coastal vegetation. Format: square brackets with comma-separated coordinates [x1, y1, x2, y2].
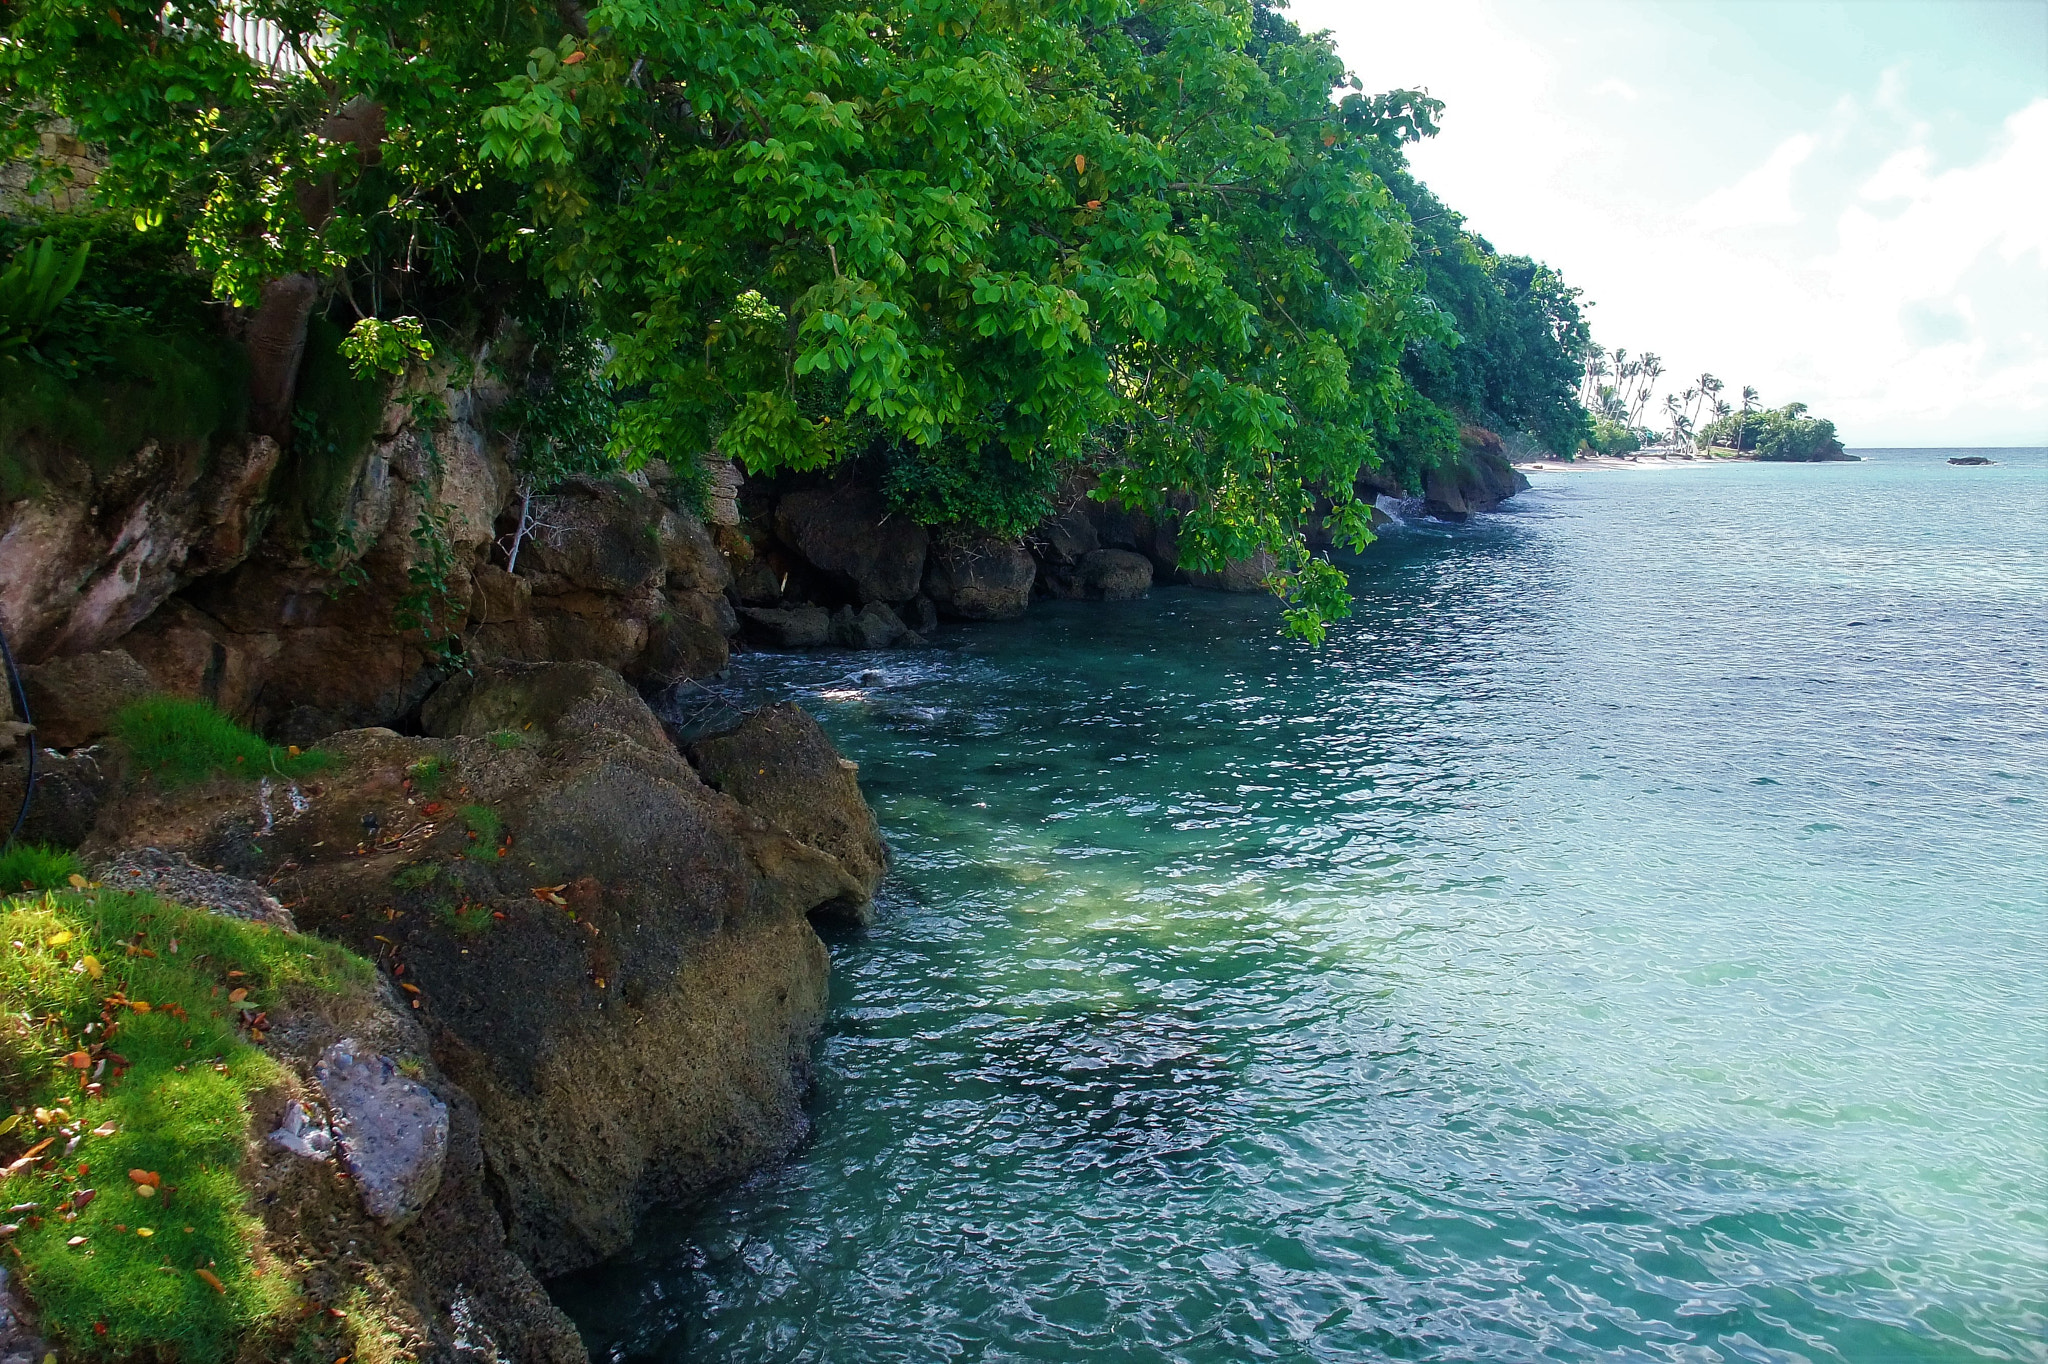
[1576, 346, 1845, 460]
[3, 0, 1595, 638]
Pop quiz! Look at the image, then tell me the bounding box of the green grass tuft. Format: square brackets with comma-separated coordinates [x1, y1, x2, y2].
[458, 804, 502, 846]
[390, 862, 439, 891]
[110, 696, 329, 789]
[405, 756, 446, 794]
[0, 887, 372, 1358]
[0, 842, 83, 893]
[487, 729, 523, 751]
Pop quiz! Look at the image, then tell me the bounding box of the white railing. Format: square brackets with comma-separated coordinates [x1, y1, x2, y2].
[220, 11, 327, 77]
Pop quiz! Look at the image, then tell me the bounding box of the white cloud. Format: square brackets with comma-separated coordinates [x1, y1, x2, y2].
[1290, 0, 2048, 444]
[1693, 134, 1817, 228]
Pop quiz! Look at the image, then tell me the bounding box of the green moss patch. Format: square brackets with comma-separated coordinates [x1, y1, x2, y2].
[111, 697, 330, 789]
[0, 887, 371, 1359]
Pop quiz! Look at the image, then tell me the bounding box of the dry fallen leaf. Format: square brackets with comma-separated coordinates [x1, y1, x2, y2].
[128, 1169, 161, 1189]
[81, 954, 102, 980]
[399, 983, 420, 995]
[227, 988, 248, 1003]
[66, 875, 87, 890]
[135, 1226, 153, 1237]
[64, 1051, 90, 1070]
[66, 1235, 86, 1247]
[46, 931, 72, 947]
[196, 1268, 225, 1293]
[130, 1000, 151, 1013]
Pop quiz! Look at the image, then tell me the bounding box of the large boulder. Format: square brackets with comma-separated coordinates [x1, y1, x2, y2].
[773, 485, 928, 603]
[830, 602, 911, 650]
[80, 662, 882, 1278]
[250, 955, 586, 1362]
[0, 747, 111, 850]
[1042, 548, 1153, 601]
[15, 648, 155, 748]
[1423, 426, 1531, 521]
[688, 702, 887, 916]
[923, 535, 1036, 620]
[740, 604, 833, 649]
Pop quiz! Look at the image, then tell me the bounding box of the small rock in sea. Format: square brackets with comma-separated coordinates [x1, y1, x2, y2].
[316, 1040, 448, 1226]
[1947, 456, 1994, 466]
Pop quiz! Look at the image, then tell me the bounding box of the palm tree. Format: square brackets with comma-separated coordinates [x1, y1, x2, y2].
[1631, 354, 1664, 426]
[1736, 385, 1759, 451]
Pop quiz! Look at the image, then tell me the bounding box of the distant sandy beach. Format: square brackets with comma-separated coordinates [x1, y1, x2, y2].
[1515, 453, 1759, 472]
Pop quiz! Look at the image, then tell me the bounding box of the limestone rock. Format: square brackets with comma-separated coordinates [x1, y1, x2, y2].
[1036, 504, 1100, 565]
[0, 747, 110, 849]
[421, 659, 670, 752]
[636, 612, 730, 685]
[687, 702, 887, 911]
[923, 535, 1036, 620]
[1186, 548, 1276, 594]
[1042, 548, 1153, 601]
[15, 648, 155, 748]
[831, 602, 908, 650]
[318, 1040, 450, 1226]
[773, 485, 928, 603]
[0, 1266, 49, 1364]
[0, 434, 281, 662]
[741, 604, 832, 649]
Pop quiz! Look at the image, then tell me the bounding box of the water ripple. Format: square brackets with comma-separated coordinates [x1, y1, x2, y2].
[560, 451, 2048, 1363]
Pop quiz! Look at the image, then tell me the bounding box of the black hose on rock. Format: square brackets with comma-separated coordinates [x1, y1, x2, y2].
[0, 618, 35, 849]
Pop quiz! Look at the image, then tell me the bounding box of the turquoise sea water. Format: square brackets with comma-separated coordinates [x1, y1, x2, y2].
[557, 448, 2048, 1362]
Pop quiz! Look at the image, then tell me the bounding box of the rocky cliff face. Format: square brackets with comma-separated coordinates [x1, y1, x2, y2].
[1, 346, 740, 743]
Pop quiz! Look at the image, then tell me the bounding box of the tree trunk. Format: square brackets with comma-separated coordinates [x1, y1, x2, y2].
[244, 273, 321, 444]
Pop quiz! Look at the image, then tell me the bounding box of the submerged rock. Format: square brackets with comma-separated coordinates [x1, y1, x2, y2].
[1947, 456, 1994, 466]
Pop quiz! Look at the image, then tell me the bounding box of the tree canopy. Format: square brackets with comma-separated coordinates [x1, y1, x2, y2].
[3, 0, 1593, 638]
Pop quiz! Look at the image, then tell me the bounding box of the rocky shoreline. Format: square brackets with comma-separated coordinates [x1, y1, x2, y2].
[0, 349, 1534, 1360]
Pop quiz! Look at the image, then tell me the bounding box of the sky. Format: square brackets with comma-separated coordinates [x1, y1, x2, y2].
[1286, 0, 2048, 447]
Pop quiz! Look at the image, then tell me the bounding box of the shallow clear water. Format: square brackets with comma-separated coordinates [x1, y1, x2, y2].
[556, 449, 2048, 1363]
